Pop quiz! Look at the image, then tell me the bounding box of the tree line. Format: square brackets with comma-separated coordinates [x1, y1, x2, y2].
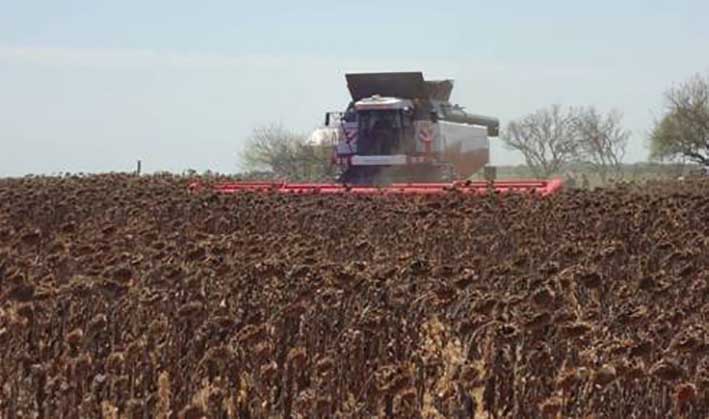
[502, 73, 709, 182]
[239, 124, 337, 181]
[240, 73, 709, 181]
[502, 105, 630, 182]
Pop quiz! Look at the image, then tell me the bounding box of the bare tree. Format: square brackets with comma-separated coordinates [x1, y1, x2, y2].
[501, 105, 579, 178]
[650, 74, 709, 167]
[240, 123, 335, 181]
[574, 107, 630, 183]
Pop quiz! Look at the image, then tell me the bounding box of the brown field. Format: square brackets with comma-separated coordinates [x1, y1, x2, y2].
[1, 174, 709, 418]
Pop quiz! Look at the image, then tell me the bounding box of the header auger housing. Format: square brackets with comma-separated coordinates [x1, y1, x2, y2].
[201, 71, 563, 196]
[194, 179, 564, 196]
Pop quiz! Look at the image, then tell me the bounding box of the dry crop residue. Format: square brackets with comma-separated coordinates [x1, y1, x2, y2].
[1, 174, 709, 418]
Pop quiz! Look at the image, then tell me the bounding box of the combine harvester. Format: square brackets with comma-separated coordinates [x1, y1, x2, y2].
[208, 72, 563, 196]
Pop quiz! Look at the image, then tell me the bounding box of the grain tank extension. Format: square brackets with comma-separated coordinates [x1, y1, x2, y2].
[313, 72, 500, 184]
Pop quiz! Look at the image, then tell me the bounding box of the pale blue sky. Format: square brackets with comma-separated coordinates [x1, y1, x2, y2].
[1, 1, 708, 175]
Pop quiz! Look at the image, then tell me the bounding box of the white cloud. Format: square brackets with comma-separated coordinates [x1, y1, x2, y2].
[0, 45, 374, 73]
[0, 44, 611, 76]
[0, 44, 690, 175]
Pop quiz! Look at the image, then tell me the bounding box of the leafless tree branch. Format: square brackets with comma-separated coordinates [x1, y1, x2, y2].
[574, 107, 630, 183]
[240, 123, 336, 181]
[502, 105, 580, 178]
